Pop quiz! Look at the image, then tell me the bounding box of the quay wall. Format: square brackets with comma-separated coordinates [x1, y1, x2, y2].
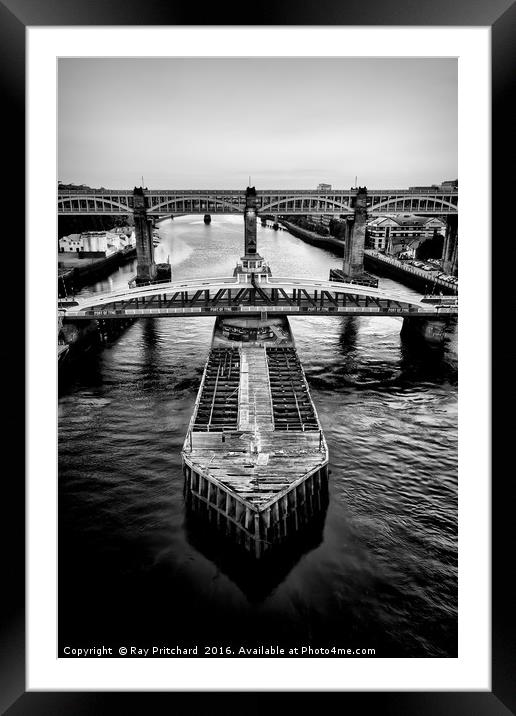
[59, 317, 135, 360]
[401, 316, 457, 345]
[58, 247, 136, 297]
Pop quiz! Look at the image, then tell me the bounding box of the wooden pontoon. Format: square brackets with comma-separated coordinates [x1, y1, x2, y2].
[182, 315, 329, 558]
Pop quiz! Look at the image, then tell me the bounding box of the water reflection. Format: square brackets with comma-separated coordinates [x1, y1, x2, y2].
[183, 476, 329, 602]
[338, 316, 359, 356]
[399, 323, 458, 385]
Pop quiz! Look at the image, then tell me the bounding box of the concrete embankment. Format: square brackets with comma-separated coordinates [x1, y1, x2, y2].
[279, 221, 345, 254]
[58, 247, 138, 364]
[58, 247, 136, 297]
[364, 251, 457, 296]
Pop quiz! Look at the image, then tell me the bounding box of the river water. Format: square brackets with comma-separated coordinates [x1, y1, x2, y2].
[58, 216, 457, 658]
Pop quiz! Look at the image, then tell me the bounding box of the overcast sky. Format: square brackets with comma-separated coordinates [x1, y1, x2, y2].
[58, 58, 457, 190]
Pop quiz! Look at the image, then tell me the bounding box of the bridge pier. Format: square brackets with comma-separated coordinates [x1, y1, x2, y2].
[133, 187, 157, 285]
[442, 215, 458, 276]
[342, 187, 367, 278]
[58, 316, 135, 358]
[329, 187, 378, 287]
[204, 214, 212, 224]
[401, 317, 454, 346]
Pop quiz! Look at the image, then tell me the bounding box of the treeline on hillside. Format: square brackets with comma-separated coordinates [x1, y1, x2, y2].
[58, 215, 133, 239]
[58, 182, 109, 191]
[284, 215, 351, 240]
[283, 216, 330, 237]
[328, 218, 348, 240]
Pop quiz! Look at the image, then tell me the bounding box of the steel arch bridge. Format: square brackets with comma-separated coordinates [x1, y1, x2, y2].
[58, 276, 458, 320]
[57, 187, 458, 217]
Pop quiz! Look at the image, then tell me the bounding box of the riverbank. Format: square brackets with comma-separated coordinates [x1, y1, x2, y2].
[58, 246, 138, 364]
[280, 222, 457, 296]
[58, 246, 136, 297]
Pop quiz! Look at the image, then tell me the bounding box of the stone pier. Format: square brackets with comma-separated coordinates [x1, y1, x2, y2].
[329, 187, 378, 287]
[342, 187, 368, 278]
[401, 316, 455, 345]
[442, 215, 458, 276]
[133, 187, 157, 284]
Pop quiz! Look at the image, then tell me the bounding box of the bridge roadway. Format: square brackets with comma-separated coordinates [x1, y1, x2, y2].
[58, 276, 458, 320]
[57, 187, 458, 216]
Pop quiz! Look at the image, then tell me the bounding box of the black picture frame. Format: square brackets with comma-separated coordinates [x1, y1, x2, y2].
[2, 0, 512, 712]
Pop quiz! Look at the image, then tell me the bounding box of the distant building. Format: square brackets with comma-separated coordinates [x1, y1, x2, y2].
[317, 183, 332, 191]
[408, 180, 457, 191]
[58, 226, 135, 256]
[366, 214, 445, 255]
[80, 231, 121, 256]
[320, 214, 340, 227]
[111, 226, 136, 248]
[58, 233, 82, 252]
[308, 213, 340, 226]
[409, 184, 439, 191]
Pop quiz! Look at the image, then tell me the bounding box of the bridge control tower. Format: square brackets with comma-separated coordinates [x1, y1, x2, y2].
[234, 186, 271, 283]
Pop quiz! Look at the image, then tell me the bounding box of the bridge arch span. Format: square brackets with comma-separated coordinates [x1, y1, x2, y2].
[261, 197, 352, 214]
[371, 195, 457, 214]
[57, 195, 132, 214]
[148, 197, 243, 215]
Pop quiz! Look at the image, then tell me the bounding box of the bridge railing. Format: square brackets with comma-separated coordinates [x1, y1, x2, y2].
[60, 274, 434, 312]
[127, 278, 173, 289]
[62, 304, 458, 318]
[57, 187, 458, 195]
[63, 275, 242, 304]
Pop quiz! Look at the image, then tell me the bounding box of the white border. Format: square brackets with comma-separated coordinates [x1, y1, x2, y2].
[27, 27, 490, 691]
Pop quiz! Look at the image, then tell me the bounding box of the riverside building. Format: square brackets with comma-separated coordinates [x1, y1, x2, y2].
[366, 214, 445, 255]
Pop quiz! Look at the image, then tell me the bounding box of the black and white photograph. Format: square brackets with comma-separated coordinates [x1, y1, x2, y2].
[56, 55, 459, 661]
[0, 0, 509, 705]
